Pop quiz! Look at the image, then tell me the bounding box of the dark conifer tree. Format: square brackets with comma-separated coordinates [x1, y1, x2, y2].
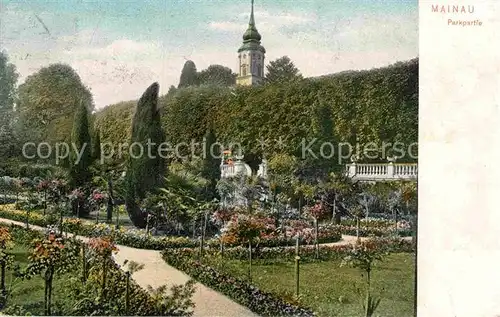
[125, 82, 166, 228]
[70, 100, 92, 188]
[201, 128, 221, 199]
[92, 129, 102, 163]
[177, 60, 198, 88]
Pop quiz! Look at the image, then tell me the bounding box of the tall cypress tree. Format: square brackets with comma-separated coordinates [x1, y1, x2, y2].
[201, 127, 221, 199]
[92, 129, 102, 163]
[125, 82, 166, 228]
[70, 100, 92, 188]
[177, 60, 198, 88]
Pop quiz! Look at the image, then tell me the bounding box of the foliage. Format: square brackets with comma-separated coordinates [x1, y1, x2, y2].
[0, 52, 19, 159]
[265, 55, 303, 84]
[69, 100, 93, 188]
[221, 214, 272, 246]
[97, 59, 418, 166]
[16, 63, 94, 148]
[304, 203, 328, 221]
[197, 64, 237, 87]
[92, 129, 102, 163]
[163, 235, 413, 262]
[0, 224, 195, 316]
[178, 60, 198, 88]
[201, 128, 221, 199]
[0, 204, 414, 252]
[94, 100, 135, 166]
[125, 82, 166, 228]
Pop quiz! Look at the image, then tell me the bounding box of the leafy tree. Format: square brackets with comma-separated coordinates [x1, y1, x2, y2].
[16, 64, 94, 147]
[69, 100, 92, 188]
[198, 64, 237, 87]
[0, 52, 19, 158]
[177, 60, 198, 88]
[265, 56, 302, 84]
[125, 82, 166, 228]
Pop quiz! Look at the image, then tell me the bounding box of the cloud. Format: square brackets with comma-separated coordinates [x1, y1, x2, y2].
[209, 9, 315, 33]
[209, 21, 242, 32]
[1, 2, 417, 110]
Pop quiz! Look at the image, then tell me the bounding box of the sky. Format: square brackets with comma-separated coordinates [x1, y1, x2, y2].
[0, 0, 418, 109]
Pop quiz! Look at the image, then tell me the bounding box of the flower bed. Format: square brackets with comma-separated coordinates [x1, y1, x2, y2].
[0, 205, 342, 250]
[331, 224, 412, 237]
[161, 248, 315, 317]
[0, 204, 412, 252]
[191, 236, 415, 262]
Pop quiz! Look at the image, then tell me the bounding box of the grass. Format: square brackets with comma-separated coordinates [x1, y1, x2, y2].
[2, 243, 72, 315]
[208, 253, 415, 317]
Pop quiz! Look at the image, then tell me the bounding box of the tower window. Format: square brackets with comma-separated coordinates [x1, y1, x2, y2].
[242, 64, 247, 76]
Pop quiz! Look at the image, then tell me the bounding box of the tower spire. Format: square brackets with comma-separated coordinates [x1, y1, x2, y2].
[242, 0, 261, 43]
[249, 0, 255, 26]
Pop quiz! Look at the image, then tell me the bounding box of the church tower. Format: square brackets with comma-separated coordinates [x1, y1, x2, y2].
[236, 0, 266, 86]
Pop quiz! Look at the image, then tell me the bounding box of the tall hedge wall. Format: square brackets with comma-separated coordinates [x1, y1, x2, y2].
[95, 58, 418, 166]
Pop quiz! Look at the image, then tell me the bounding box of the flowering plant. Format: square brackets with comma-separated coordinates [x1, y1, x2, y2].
[211, 207, 235, 226]
[221, 214, 273, 245]
[88, 189, 107, 207]
[304, 202, 328, 220]
[87, 236, 118, 257]
[0, 227, 12, 249]
[68, 188, 84, 202]
[29, 233, 65, 266]
[36, 180, 51, 192]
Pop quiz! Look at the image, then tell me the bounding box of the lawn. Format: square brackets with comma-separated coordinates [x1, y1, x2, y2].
[208, 253, 415, 317]
[2, 243, 73, 315]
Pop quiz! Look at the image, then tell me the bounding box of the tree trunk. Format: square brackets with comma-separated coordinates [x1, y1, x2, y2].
[107, 178, 114, 223]
[0, 260, 5, 294]
[248, 241, 252, 282]
[201, 212, 207, 256]
[332, 197, 336, 223]
[82, 244, 87, 285]
[334, 212, 341, 225]
[192, 218, 196, 239]
[45, 267, 54, 316]
[356, 217, 360, 239]
[314, 218, 319, 259]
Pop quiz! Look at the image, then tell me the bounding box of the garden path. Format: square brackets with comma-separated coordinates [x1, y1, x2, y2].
[0, 218, 257, 317]
[0, 217, 413, 317]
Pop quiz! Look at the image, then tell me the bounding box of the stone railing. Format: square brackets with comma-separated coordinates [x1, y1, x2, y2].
[346, 162, 417, 181]
[220, 160, 253, 178]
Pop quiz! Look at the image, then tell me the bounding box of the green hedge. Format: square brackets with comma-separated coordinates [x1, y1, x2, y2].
[96, 59, 418, 166]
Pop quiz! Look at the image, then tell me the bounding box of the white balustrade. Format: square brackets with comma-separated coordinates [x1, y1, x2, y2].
[221, 159, 417, 182]
[347, 163, 417, 181]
